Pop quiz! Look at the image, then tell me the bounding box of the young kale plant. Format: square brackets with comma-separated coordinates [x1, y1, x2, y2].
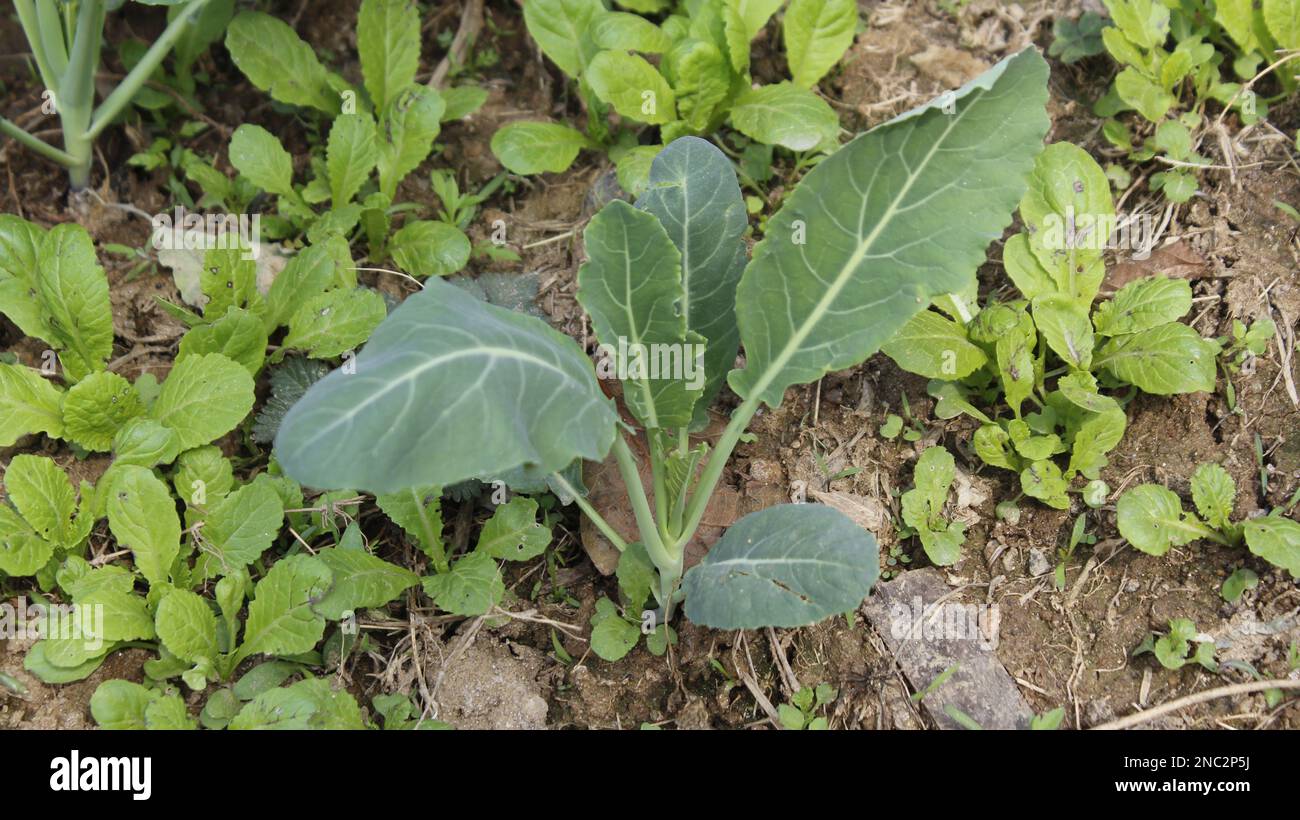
[221, 0, 485, 271]
[882, 142, 1220, 510]
[1116, 462, 1300, 582]
[492, 0, 856, 192]
[2, 0, 222, 189]
[275, 50, 1052, 650]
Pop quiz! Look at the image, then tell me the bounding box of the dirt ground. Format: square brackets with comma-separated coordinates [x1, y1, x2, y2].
[2, 0, 1299, 730]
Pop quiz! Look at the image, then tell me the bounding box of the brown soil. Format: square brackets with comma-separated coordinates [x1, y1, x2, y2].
[2, 0, 1299, 730]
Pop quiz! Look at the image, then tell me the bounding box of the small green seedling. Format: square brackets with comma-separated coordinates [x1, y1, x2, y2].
[493, 0, 854, 188]
[1116, 462, 1300, 581]
[901, 446, 967, 566]
[884, 142, 1219, 510]
[1214, 316, 1276, 413]
[779, 683, 837, 730]
[1135, 617, 1217, 672]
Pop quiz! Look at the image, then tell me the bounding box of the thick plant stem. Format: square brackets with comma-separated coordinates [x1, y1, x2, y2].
[611, 436, 673, 571]
[57, 0, 103, 189]
[549, 471, 629, 553]
[672, 388, 765, 554]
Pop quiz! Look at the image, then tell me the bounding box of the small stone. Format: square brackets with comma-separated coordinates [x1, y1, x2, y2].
[1027, 548, 1051, 577]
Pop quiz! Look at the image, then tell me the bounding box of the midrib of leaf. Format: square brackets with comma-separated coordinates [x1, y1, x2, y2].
[616, 217, 662, 429]
[743, 91, 981, 406]
[291, 345, 583, 450]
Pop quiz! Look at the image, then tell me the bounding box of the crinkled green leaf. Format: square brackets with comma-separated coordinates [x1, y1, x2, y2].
[228, 123, 296, 198]
[283, 287, 386, 359]
[156, 588, 221, 665]
[5, 454, 78, 546]
[326, 113, 380, 206]
[236, 554, 332, 662]
[1020, 460, 1069, 509]
[315, 545, 418, 619]
[377, 86, 445, 199]
[1190, 462, 1235, 530]
[1093, 275, 1192, 337]
[177, 306, 268, 375]
[477, 496, 552, 561]
[490, 121, 591, 174]
[37, 224, 113, 382]
[728, 82, 840, 151]
[0, 363, 63, 446]
[1244, 515, 1300, 577]
[1117, 484, 1207, 555]
[200, 474, 286, 573]
[229, 676, 364, 729]
[881, 310, 987, 380]
[586, 50, 677, 124]
[590, 597, 640, 661]
[422, 551, 503, 616]
[151, 353, 256, 449]
[1098, 323, 1217, 394]
[107, 464, 181, 586]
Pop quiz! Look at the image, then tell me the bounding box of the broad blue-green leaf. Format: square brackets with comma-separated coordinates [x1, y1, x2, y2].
[1190, 462, 1236, 530]
[1093, 275, 1192, 337]
[578, 200, 701, 428]
[682, 504, 879, 628]
[229, 124, 295, 198]
[477, 496, 552, 561]
[522, 0, 603, 77]
[107, 465, 181, 587]
[327, 113, 380, 206]
[0, 363, 63, 445]
[226, 12, 338, 114]
[881, 310, 987, 380]
[275, 279, 618, 494]
[783, 0, 857, 88]
[728, 82, 840, 151]
[635, 137, 747, 421]
[1097, 323, 1217, 394]
[358, 0, 421, 112]
[283, 287, 386, 359]
[315, 546, 419, 619]
[729, 49, 1050, 408]
[235, 554, 332, 662]
[377, 86, 445, 199]
[1117, 484, 1209, 555]
[422, 551, 503, 615]
[37, 224, 113, 382]
[151, 353, 256, 449]
[1244, 515, 1300, 577]
[390, 221, 471, 279]
[586, 51, 677, 124]
[491, 121, 591, 174]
